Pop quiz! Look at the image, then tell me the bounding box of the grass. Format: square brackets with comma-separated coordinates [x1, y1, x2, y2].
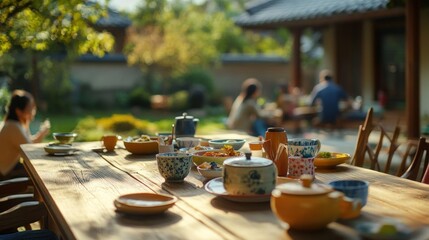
[31, 108, 228, 141]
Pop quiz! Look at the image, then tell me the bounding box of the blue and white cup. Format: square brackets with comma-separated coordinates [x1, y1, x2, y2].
[288, 138, 321, 158]
[156, 152, 192, 182]
[328, 180, 369, 206]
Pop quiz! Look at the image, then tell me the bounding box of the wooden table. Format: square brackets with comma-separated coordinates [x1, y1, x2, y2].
[21, 141, 429, 240]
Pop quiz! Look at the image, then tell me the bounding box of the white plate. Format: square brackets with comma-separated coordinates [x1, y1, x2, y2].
[44, 145, 78, 156]
[204, 177, 271, 203]
[114, 193, 177, 215]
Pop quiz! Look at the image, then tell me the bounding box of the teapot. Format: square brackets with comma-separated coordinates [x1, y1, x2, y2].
[223, 152, 277, 195]
[271, 175, 362, 230]
[174, 113, 199, 138]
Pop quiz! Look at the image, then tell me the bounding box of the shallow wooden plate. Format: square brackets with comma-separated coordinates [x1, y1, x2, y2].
[114, 193, 177, 215]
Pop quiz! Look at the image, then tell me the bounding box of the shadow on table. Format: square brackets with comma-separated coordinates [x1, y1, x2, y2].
[161, 181, 204, 197]
[210, 197, 271, 212]
[115, 211, 182, 227]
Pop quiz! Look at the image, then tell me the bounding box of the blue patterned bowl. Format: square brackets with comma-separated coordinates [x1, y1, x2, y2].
[288, 138, 321, 158]
[329, 180, 369, 206]
[156, 152, 193, 182]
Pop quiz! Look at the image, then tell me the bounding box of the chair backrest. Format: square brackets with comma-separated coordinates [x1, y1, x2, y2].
[401, 137, 429, 182]
[422, 163, 429, 184]
[351, 108, 402, 173]
[396, 139, 419, 176]
[351, 108, 375, 167]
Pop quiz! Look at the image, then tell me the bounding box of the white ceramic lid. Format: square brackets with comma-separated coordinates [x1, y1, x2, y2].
[223, 152, 273, 167]
[275, 175, 333, 195]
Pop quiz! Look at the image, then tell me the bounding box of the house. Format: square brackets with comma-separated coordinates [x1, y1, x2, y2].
[235, 0, 428, 138]
[70, 8, 143, 107]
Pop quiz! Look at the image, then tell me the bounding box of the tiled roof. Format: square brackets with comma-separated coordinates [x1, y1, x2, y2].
[96, 8, 131, 27]
[235, 0, 390, 27]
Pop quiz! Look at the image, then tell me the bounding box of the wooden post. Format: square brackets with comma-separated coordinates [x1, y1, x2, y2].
[405, 0, 420, 139]
[291, 28, 302, 88]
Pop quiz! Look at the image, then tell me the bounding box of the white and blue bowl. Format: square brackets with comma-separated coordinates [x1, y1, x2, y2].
[156, 152, 193, 182]
[329, 180, 369, 206]
[208, 139, 246, 150]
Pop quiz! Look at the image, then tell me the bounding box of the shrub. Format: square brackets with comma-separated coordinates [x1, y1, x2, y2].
[168, 91, 189, 110]
[74, 114, 159, 141]
[96, 114, 158, 135]
[128, 87, 151, 108]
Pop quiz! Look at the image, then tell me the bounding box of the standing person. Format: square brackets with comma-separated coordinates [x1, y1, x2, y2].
[227, 78, 268, 137]
[0, 90, 50, 179]
[309, 69, 349, 126]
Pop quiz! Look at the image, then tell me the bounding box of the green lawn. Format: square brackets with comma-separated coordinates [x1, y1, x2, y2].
[32, 108, 228, 142]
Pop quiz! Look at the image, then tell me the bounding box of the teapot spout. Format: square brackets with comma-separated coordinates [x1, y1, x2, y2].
[339, 196, 362, 219]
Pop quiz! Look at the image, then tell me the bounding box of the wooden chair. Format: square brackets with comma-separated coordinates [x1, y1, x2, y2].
[401, 137, 429, 182]
[351, 107, 376, 168]
[0, 177, 47, 233]
[351, 107, 403, 174]
[395, 139, 419, 176]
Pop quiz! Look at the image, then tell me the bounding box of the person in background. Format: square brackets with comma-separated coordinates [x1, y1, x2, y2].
[309, 69, 349, 126]
[227, 78, 268, 137]
[0, 90, 50, 179]
[276, 83, 301, 121]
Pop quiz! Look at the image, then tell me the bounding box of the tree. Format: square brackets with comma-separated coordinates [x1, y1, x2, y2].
[0, 0, 115, 111]
[0, 0, 114, 56]
[126, 1, 291, 79]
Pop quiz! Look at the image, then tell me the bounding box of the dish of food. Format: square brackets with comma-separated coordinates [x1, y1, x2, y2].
[192, 145, 243, 166]
[314, 152, 351, 168]
[114, 193, 177, 215]
[205, 177, 271, 203]
[197, 162, 223, 179]
[123, 135, 159, 155]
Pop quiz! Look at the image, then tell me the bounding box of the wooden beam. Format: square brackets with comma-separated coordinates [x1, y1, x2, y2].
[405, 0, 420, 139]
[291, 28, 302, 88]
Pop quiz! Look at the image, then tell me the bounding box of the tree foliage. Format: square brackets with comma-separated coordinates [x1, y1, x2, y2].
[126, 0, 291, 76]
[0, 0, 114, 57]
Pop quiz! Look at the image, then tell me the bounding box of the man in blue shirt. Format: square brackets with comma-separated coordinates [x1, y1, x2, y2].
[310, 69, 349, 126]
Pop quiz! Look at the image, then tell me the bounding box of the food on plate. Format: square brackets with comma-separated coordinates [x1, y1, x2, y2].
[198, 162, 222, 170]
[127, 135, 153, 142]
[202, 145, 240, 157]
[317, 152, 332, 158]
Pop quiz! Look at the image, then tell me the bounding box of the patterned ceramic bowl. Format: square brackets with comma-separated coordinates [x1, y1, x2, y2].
[288, 138, 321, 158]
[156, 152, 193, 182]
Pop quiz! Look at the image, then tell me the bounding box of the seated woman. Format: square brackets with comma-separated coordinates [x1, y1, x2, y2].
[0, 90, 50, 180]
[226, 78, 268, 137]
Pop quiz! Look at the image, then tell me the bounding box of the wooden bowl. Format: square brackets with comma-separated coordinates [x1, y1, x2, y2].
[124, 140, 159, 155]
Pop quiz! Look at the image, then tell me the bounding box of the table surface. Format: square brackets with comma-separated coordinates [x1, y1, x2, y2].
[21, 139, 429, 240]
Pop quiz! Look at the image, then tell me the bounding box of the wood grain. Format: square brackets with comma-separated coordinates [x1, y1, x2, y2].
[21, 141, 429, 240]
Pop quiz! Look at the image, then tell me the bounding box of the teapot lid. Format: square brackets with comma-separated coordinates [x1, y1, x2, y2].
[275, 175, 333, 195]
[224, 152, 273, 168]
[175, 112, 194, 120]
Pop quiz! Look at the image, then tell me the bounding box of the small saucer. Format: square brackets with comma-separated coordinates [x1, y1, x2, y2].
[44, 145, 78, 156]
[114, 193, 177, 215]
[204, 177, 270, 203]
